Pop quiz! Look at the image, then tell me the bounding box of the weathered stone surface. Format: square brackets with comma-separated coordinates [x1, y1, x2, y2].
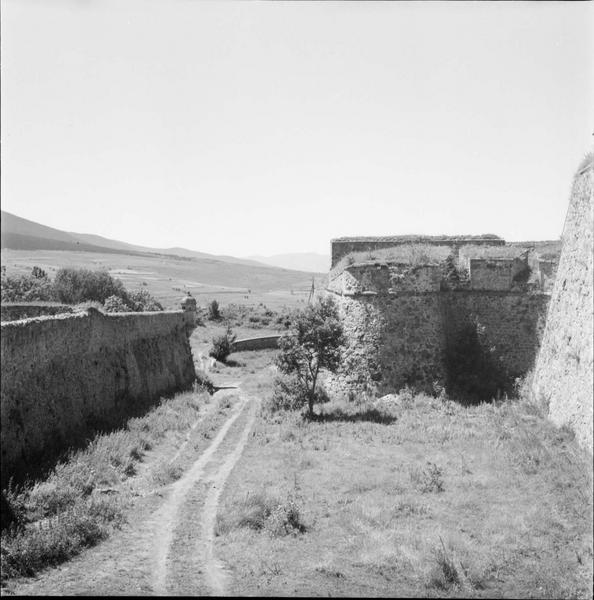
[533, 162, 593, 452]
[1, 309, 196, 484]
[325, 289, 549, 399]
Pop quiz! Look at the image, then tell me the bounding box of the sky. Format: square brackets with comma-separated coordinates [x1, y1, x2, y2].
[1, 1, 592, 257]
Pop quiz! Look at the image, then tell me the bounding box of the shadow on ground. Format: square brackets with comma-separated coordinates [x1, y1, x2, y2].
[307, 407, 398, 425]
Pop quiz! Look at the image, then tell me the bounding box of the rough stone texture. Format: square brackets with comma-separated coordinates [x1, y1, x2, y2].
[331, 235, 505, 267]
[468, 259, 513, 290]
[325, 289, 549, 399]
[0, 302, 74, 322]
[1, 308, 196, 484]
[329, 263, 442, 295]
[532, 163, 593, 452]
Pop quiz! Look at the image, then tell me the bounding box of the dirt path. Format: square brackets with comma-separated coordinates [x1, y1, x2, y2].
[152, 389, 256, 595]
[5, 388, 258, 597]
[199, 392, 258, 595]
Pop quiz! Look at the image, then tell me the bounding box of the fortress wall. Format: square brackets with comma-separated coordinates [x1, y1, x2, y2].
[469, 259, 513, 290]
[442, 292, 549, 379]
[331, 237, 505, 267]
[532, 164, 593, 452]
[1, 309, 196, 484]
[329, 264, 441, 295]
[326, 292, 445, 396]
[0, 303, 74, 322]
[326, 289, 549, 398]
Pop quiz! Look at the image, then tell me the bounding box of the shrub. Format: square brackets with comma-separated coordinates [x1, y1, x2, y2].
[53, 268, 127, 304]
[209, 326, 236, 362]
[410, 462, 445, 493]
[427, 538, 461, 590]
[216, 491, 306, 538]
[0, 267, 56, 302]
[126, 289, 163, 312]
[267, 374, 330, 414]
[208, 299, 221, 321]
[103, 295, 129, 313]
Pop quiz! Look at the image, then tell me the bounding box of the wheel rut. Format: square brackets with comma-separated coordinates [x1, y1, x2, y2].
[152, 389, 258, 596]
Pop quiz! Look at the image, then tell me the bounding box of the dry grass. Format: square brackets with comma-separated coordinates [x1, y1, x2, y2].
[215, 389, 593, 597]
[332, 244, 452, 274]
[1, 386, 220, 583]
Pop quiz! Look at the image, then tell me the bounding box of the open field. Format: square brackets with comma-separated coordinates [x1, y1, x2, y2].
[1, 249, 326, 310]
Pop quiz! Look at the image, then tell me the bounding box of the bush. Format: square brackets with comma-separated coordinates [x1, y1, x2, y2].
[216, 491, 306, 538]
[267, 374, 330, 414]
[209, 326, 236, 362]
[53, 268, 127, 304]
[103, 295, 129, 313]
[208, 299, 221, 321]
[1, 267, 56, 302]
[126, 289, 163, 312]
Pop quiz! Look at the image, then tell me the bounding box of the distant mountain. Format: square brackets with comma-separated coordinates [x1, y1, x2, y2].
[247, 253, 330, 273]
[1, 210, 265, 267]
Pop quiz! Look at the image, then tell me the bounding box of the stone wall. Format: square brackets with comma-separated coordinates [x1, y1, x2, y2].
[0, 302, 74, 322]
[1, 308, 196, 484]
[532, 161, 593, 452]
[468, 259, 513, 290]
[231, 335, 284, 352]
[325, 289, 549, 399]
[331, 235, 505, 267]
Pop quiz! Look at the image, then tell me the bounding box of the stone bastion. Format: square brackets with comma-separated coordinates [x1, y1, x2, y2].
[325, 237, 554, 401]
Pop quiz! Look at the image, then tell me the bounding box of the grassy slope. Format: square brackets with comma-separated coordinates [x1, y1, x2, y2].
[215, 388, 593, 598]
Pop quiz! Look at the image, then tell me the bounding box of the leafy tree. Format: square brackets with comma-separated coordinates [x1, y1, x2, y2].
[276, 296, 345, 417]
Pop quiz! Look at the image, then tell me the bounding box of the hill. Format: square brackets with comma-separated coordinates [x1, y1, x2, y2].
[1, 210, 265, 266]
[0, 211, 328, 309]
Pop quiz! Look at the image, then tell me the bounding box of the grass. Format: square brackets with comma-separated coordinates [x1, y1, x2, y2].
[0, 385, 227, 584]
[214, 386, 593, 597]
[332, 244, 453, 274]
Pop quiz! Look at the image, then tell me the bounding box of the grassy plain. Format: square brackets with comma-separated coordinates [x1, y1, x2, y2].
[214, 364, 593, 598]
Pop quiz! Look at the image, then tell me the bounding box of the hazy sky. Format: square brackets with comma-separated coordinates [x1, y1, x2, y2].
[1, 1, 592, 257]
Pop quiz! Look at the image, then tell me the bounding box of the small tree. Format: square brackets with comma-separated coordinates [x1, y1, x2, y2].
[209, 326, 237, 363]
[208, 299, 221, 321]
[276, 296, 345, 417]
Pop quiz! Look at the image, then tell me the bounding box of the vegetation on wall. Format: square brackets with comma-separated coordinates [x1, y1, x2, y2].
[1, 266, 162, 312]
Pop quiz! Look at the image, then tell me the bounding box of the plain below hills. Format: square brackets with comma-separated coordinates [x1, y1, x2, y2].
[1, 210, 327, 309]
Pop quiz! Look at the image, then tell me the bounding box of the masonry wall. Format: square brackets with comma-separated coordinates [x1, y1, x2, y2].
[331, 236, 505, 267]
[0, 303, 74, 322]
[325, 289, 549, 398]
[231, 335, 284, 352]
[1, 308, 196, 484]
[532, 163, 593, 452]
